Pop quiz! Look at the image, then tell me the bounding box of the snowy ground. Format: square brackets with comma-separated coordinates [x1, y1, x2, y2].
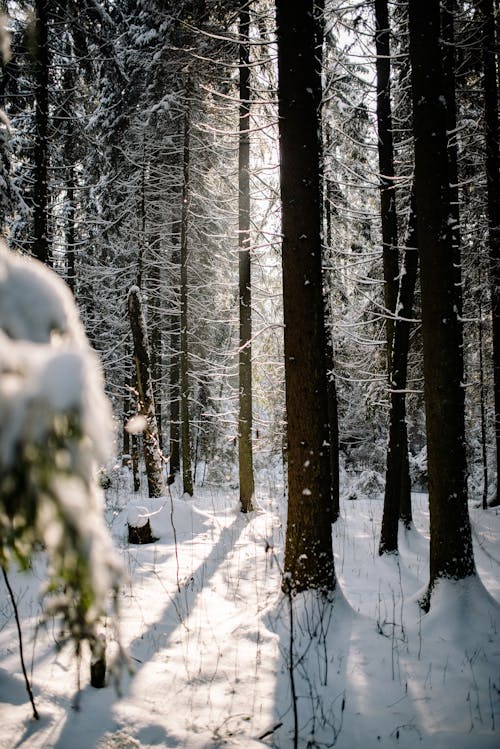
[1, 470, 499, 748]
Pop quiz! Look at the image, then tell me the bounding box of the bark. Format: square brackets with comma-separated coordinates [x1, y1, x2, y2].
[375, 0, 399, 368]
[128, 518, 158, 545]
[380, 189, 418, 554]
[65, 167, 76, 294]
[32, 0, 50, 265]
[128, 286, 165, 498]
[441, 0, 463, 316]
[480, 0, 500, 506]
[148, 238, 163, 449]
[478, 274, 489, 509]
[168, 210, 181, 485]
[408, 0, 475, 600]
[180, 97, 193, 497]
[325, 331, 340, 522]
[277, 0, 335, 594]
[131, 433, 140, 493]
[318, 4, 340, 522]
[238, 1, 255, 513]
[375, 0, 413, 552]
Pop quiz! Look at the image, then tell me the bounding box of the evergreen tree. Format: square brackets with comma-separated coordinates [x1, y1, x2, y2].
[277, 0, 335, 594]
[408, 0, 475, 603]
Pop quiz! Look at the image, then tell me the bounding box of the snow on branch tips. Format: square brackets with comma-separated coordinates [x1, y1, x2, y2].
[0, 242, 122, 652]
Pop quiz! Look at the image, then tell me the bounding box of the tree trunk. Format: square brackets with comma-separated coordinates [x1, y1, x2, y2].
[128, 286, 164, 498]
[441, 0, 463, 316]
[376, 0, 414, 552]
[238, 2, 255, 513]
[375, 0, 399, 370]
[180, 96, 193, 497]
[65, 167, 76, 294]
[148, 237, 163, 450]
[408, 0, 475, 602]
[380, 188, 418, 553]
[478, 272, 489, 509]
[277, 0, 335, 594]
[32, 0, 50, 265]
[480, 0, 500, 506]
[168, 209, 181, 485]
[318, 3, 340, 523]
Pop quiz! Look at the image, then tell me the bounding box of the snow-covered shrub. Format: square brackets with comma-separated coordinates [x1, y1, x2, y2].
[0, 243, 122, 651]
[343, 465, 384, 501]
[409, 443, 427, 490]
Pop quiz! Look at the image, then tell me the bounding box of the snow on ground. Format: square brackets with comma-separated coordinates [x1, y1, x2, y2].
[0, 473, 499, 748]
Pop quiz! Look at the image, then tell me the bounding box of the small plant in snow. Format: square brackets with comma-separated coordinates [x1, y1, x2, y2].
[0, 243, 122, 654]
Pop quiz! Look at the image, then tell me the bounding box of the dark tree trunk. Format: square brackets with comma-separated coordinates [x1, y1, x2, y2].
[168, 208, 181, 485]
[32, 0, 50, 265]
[65, 168, 76, 293]
[441, 0, 463, 316]
[480, 0, 500, 506]
[132, 433, 140, 493]
[148, 237, 163, 450]
[380, 189, 418, 553]
[238, 1, 255, 513]
[318, 2, 340, 523]
[325, 331, 340, 523]
[375, 0, 399, 369]
[128, 286, 164, 498]
[477, 272, 489, 509]
[277, 0, 335, 594]
[180, 97, 193, 497]
[408, 0, 475, 602]
[375, 0, 413, 552]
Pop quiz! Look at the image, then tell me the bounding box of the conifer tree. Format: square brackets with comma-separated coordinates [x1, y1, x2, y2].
[408, 0, 475, 602]
[277, 0, 335, 594]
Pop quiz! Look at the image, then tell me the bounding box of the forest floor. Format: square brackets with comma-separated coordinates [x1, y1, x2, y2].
[0, 466, 499, 748]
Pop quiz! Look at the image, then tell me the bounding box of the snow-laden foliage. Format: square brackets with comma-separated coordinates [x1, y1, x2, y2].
[0, 243, 122, 650]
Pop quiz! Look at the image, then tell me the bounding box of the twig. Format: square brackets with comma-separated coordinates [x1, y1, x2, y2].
[167, 484, 181, 593]
[284, 575, 299, 749]
[2, 566, 39, 720]
[258, 721, 283, 740]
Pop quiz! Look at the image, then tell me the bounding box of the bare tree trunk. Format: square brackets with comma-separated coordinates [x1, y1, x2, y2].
[148, 237, 163, 450]
[180, 96, 193, 497]
[318, 3, 340, 523]
[441, 0, 462, 316]
[376, 0, 411, 552]
[478, 271, 489, 509]
[128, 286, 164, 498]
[375, 0, 399, 369]
[380, 189, 418, 553]
[480, 0, 500, 506]
[238, 1, 255, 513]
[408, 0, 474, 603]
[277, 0, 335, 594]
[32, 0, 50, 265]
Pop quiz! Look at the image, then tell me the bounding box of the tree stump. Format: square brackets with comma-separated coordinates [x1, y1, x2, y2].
[127, 517, 157, 544]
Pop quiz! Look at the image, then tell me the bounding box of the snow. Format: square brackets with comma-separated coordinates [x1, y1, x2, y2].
[1, 477, 499, 748]
[0, 243, 121, 648]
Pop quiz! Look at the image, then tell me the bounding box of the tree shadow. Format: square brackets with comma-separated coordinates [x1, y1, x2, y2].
[18, 514, 248, 749]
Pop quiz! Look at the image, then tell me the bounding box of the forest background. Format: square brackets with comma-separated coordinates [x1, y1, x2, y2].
[0, 1, 500, 747]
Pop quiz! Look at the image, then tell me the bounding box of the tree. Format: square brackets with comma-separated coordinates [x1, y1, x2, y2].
[31, 0, 50, 265]
[375, 0, 399, 368]
[180, 88, 194, 497]
[238, 0, 255, 513]
[375, 0, 409, 555]
[128, 285, 165, 498]
[380, 186, 418, 556]
[480, 0, 500, 506]
[0, 242, 121, 653]
[277, 0, 335, 594]
[408, 0, 475, 603]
